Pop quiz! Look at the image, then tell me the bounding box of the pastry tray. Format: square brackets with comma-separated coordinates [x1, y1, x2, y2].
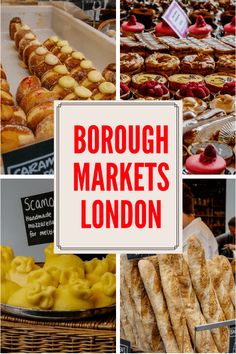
[1, 4, 116, 96]
[1, 303, 115, 321]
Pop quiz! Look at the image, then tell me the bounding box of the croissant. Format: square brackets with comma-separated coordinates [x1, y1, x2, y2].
[8, 282, 56, 309]
[53, 279, 93, 310]
[91, 272, 116, 308]
[7, 256, 40, 287]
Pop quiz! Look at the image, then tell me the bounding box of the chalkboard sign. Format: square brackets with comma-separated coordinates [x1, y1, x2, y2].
[2, 139, 54, 175]
[21, 192, 54, 246]
[127, 254, 155, 260]
[229, 324, 236, 353]
[120, 339, 131, 353]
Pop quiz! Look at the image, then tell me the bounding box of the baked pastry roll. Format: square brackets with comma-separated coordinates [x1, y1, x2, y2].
[91, 272, 116, 308]
[41, 64, 70, 90]
[35, 114, 54, 141]
[70, 60, 95, 83]
[0, 78, 10, 92]
[18, 32, 36, 58]
[53, 279, 93, 310]
[63, 86, 92, 100]
[51, 40, 69, 56]
[64, 51, 86, 71]
[1, 105, 27, 126]
[181, 53, 215, 76]
[14, 25, 33, 49]
[120, 53, 144, 75]
[85, 258, 109, 285]
[210, 94, 236, 113]
[0, 65, 7, 80]
[16, 75, 41, 104]
[9, 17, 22, 40]
[26, 101, 54, 131]
[33, 53, 60, 79]
[7, 256, 40, 287]
[52, 75, 78, 99]
[91, 82, 116, 100]
[8, 282, 56, 310]
[20, 88, 59, 114]
[0, 90, 14, 106]
[22, 39, 41, 66]
[28, 47, 49, 75]
[27, 268, 59, 288]
[145, 53, 180, 76]
[102, 63, 116, 84]
[80, 70, 105, 91]
[216, 54, 236, 73]
[1, 279, 21, 304]
[57, 45, 73, 63]
[43, 35, 60, 51]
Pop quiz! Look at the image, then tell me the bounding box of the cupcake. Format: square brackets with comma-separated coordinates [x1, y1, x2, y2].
[120, 82, 131, 100]
[135, 81, 170, 100]
[185, 144, 226, 174]
[176, 82, 210, 100]
[188, 16, 213, 39]
[121, 15, 144, 37]
[220, 81, 236, 96]
[155, 20, 178, 37]
[224, 16, 236, 35]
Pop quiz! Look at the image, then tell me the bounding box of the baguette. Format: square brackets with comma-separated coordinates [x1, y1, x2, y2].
[120, 295, 136, 345]
[187, 236, 229, 352]
[207, 259, 235, 320]
[122, 257, 162, 352]
[212, 255, 235, 308]
[172, 255, 218, 353]
[138, 259, 180, 353]
[157, 255, 193, 353]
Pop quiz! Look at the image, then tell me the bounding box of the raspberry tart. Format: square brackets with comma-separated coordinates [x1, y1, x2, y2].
[168, 74, 204, 91]
[131, 72, 168, 89]
[181, 53, 215, 76]
[120, 83, 131, 100]
[205, 73, 236, 93]
[176, 82, 210, 100]
[220, 81, 236, 96]
[185, 144, 226, 174]
[135, 81, 170, 100]
[120, 73, 131, 86]
[145, 53, 180, 76]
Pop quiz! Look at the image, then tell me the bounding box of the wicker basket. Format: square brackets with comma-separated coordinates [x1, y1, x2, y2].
[1, 313, 116, 353]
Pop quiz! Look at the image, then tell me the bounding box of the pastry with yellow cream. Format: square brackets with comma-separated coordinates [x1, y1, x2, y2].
[52, 75, 78, 99]
[205, 73, 236, 93]
[18, 32, 36, 58]
[43, 36, 60, 51]
[8, 282, 56, 309]
[26, 101, 54, 131]
[71, 60, 95, 84]
[41, 64, 70, 90]
[7, 256, 40, 287]
[23, 40, 41, 66]
[34, 53, 61, 79]
[28, 47, 49, 75]
[91, 82, 116, 100]
[57, 46, 73, 63]
[80, 70, 105, 91]
[53, 279, 93, 310]
[51, 40, 69, 56]
[1, 124, 35, 154]
[63, 86, 92, 100]
[91, 272, 116, 308]
[210, 94, 235, 113]
[20, 88, 59, 114]
[64, 51, 86, 71]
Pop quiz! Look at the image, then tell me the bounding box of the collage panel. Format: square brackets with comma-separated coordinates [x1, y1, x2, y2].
[120, 179, 236, 353]
[1, 179, 116, 353]
[1, 1, 116, 175]
[120, 0, 235, 175]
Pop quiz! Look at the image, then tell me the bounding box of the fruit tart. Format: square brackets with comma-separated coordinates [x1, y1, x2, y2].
[145, 53, 180, 76]
[168, 74, 204, 91]
[220, 81, 236, 96]
[70, 60, 95, 84]
[205, 72, 236, 93]
[135, 81, 170, 100]
[210, 94, 235, 113]
[131, 72, 168, 89]
[120, 53, 144, 75]
[41, 64, 70, 90]
[120, 82, 131, 100]
[181, 53, 215, 76]
[175, 82, 210, 100]
[64, 51, 86, 71]
[120, 73, 131, 86]
[91, 82, 116, 100]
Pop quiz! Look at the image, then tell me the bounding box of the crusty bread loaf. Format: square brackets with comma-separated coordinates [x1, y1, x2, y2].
[120, 295, 136, 345]
[138, 259, 180, 353]
[212, 255, 235, 308]
[122, 257, 162, 352]
[207, 259, 235, 320]
[172, 255, 218, 353]
[187, 235, 229, 352]
[157, 254, 193, 353]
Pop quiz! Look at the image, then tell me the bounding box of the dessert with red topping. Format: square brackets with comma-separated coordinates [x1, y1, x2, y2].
[186, 144, 226, 174]
[176, 82, 210, 100]
[135, 81, 170, 100]
[121, 15, 144, 37]
[131, 73, 167, 89]
[224, 16, 236, 35]
[188, 16, 213, 39]
[205, 72, 236, 93]
[168, 74, 204, 91]
[155, 20, 178, 37]
[220, 81, 236, 95]
[120, 82, 131, 100]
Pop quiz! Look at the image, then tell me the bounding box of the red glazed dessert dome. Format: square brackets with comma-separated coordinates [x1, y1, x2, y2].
[121, 15, 145, 34]
[188, 16, 213, 39]
[155, 20, 178, 37]
[224, 16, 236, 35]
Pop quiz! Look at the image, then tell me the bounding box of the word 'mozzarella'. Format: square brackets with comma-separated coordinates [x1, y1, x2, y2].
[73, 124, 170, 229]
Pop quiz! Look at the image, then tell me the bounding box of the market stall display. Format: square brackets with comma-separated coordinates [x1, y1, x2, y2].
[120, 0, 236, 174]
[120, 236, 235, 353]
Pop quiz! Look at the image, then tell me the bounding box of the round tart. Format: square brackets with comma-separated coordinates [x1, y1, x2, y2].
[185, 144, 226, 174]
[205, 72, 236, 93]
[189, 142, 234, 166]
[121, 15, 144, 36]
[188, 15, 213, 39]
[131, 72, 167, 89]
[135, 81, 170, 100]
[210, 94, 235, 113]
[120, 83, 131, 100]
[181, 53, 215, 76]
[168, 74, 204, 91]
[176, 82, 210, 100]
[216, 55, 235, 74]
[182, 97, 208, 115]
[220, 81, 236, 96]
[155, 20, 178, 37]
[120, 73, 131, 86]
[1, 124, 35, 153]
[145, 53, 180, 76]
[120, 53, 144, 75]
[224, 16, 236, 35]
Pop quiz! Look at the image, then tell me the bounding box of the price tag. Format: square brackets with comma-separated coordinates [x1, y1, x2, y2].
[2, 139, 54, 175]
[162, 0, 189, 38]
[21, 191, 54, 246]
[127, 254, 155, 260]
[120, 339, 131, 353]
